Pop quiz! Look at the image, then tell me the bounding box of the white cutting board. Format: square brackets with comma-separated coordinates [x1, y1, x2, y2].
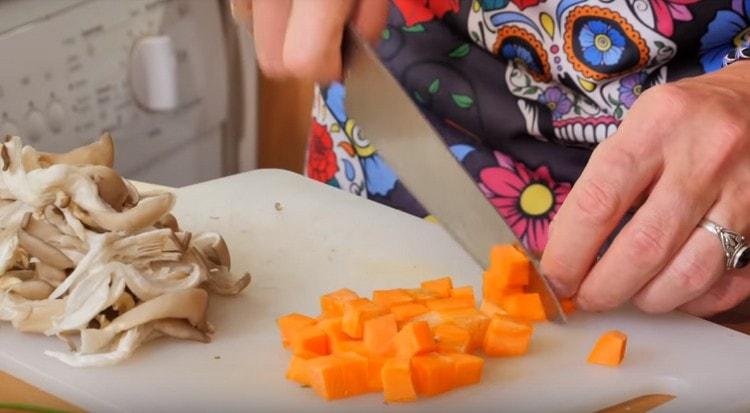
[2, 169, 749, 412]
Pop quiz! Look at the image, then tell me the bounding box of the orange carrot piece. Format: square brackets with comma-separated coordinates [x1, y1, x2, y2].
[434, 323, 472, 354]
[291, 324, 330, 358]
[561, 297, 576, 315]
[483, 315, 533, 357]
[364, 313, 398, 356]
[410, 353, 456, 396]
[451, 285, 475, 302]
[587, 330, 627, 367]
[372, 289, 415, 308]
[425, 297, 474, 312]
[479, 300, 506, 318]
[341, 298, 389, 339]
[336, 352, 370, 396]
[391, 302, 429, 324]
[500, 293, 547, 322]
[317, 317, 352, 344]
[483, 245, 530, 303]
[277, 313, 317, 348]
[285, 355, 310, 386]
[420, 277, 453, 298]
[447, 353, 485, 387]
[331, 340, 368, 356]
[366, 356, 388, 392]
[320, 288, 359, 318]
[393, 321, 436, 357]
[436, 308, 491, 351]
[382, 358, 418, 402]
[405, 288, 442, 303]
[306, 355, 349, 400]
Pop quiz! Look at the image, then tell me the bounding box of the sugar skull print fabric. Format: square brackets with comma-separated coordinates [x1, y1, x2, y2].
[306, 0, 748, 255]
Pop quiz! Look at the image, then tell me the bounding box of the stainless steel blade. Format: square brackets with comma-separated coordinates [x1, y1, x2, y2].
[342, 27, 565, 322]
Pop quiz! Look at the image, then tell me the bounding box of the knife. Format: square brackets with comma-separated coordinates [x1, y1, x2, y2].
[342, 27, 565, 322]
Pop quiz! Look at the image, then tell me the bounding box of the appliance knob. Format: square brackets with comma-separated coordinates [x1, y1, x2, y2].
[128, 35, 178, 112]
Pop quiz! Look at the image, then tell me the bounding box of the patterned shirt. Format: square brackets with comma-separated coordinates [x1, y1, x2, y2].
[305, 0, 750, 255]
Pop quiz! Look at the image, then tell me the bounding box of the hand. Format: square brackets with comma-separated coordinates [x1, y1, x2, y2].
[541, 61, 750, 317]
[231, 0, 389, 82]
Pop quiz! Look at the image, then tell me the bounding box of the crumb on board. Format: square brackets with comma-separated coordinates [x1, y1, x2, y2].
[214, 356, 221, 360]
[209, 216, 219, 220]
[274, 202, 283, 211]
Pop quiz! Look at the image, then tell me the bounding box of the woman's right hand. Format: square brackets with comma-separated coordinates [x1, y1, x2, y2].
[231, 0, 390, 83]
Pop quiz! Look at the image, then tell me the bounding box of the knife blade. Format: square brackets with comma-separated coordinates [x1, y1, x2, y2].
[342, 27, 565, 322]
[595, 394, 675, 413]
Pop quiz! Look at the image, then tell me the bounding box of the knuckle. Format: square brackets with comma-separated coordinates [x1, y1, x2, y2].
[626, 219, 670, 267]
[578, 290, 620, 312]
[633, 295, 672, 314]
[669, 255, 716, 295]
[574, 177, 622, 226]
[642, 83, 692, 119]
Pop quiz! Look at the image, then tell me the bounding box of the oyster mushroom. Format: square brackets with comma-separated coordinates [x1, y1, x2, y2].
[9, 280, 54, 300]
[192, 232, 231, 268]
[18, 230, 74, 270]
[37, 133, 114, 167]
[87, 192, 175, 233]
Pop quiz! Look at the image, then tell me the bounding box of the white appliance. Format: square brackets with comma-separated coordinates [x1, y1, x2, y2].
[0, 0, 257, 187]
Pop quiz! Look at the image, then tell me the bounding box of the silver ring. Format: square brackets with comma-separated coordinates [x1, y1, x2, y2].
[700, 219, 750, 270]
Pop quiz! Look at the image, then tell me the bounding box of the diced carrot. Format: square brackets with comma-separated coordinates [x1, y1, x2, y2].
[479, 300, 506, 318]
[382, 358, 417, 402]
[285, 356, 310, 386]
[410, 353, 456, 396]
[341, 298, 389, 339]
[393, 321, 436, 357]
[391, 302, 429, 324]
[291, 324, 330, 358]
[372, 289, 414, 308]
[366, 356, 388, 392]
[306, 355, 349, 400]
[420, 277, 453, 298]
[483, 315, 533, 357]
[320, 288, 359, 318]
[434, 324, 472, 354]
[451, 286, 475, 304]
[277, 313, 317, 348]
[561, 297, 576, 315]
[405, 310, 444, 330]
[331, 340, 368, 356]
[405, 288, 442, 303]
[483, 245, 530, 303]
[425, 297, 474, 312]
[436, 308, 490, 351]
[336, 352, 370, 395]
[317, 317, 352, 344]
[500, 293, 547, 322]
[587, 330, 627, 367]
[364, 314, 398, 356]
[447, 353, 484, 387]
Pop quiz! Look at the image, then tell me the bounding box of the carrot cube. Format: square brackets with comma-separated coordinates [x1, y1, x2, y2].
[331, 340, 368, 356]
[483, 315, 533, 357]
[382, 358, 417, 402]
[366, 356, 388, 392]
[483, 245, 530, 303]
[421, 277, 453, 298]
[447, 353, 484, 387]
[451, 286, 475, 303]
[588, 330, 627, 367]
[285, 355, 310, 386]
[317, 317, 352, 344]
[372, 289, 414, 308]
[436, 308, 490, 351]
[479, 300, 506, 318]
[277, 313, 316, 348]
[425, 297, 474, 312]
[291, 324, 329, 358]
[320, 288, 359, 318]
[391, 302, 429, 324]
[341, 298, 388, 339]
[410, 353, 456, 396]
[500, 293, 547, 321]
[364, 313, 398, 356]
[434, 323, 472, 354]
[393, 321, 436, 357]
[561, 297, 576, 315]
[305, 355, 349, 400]
[405, 288, 442, 303]
[336, 352, 370, 395]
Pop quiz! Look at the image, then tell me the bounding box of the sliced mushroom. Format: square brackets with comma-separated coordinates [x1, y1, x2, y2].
[192, 232, 231, 268]
[23, 214, 85, 251]
[18, 230, 74, 270]
[36, 262, 67, 286]
[112, 291, 135, 314]
[9, 280, 54, 300]
[205, 267, 251, 296]
[80, 166, 130, 211]
[155, 213, 179, 232]
[88, 192, 175, 233]
[38, 133, 114, 167]
[151, 318, 211, 343]
[12, 299, 65, 333]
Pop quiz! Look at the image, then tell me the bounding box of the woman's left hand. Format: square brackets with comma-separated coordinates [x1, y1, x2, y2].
[541, 61, 750, 317]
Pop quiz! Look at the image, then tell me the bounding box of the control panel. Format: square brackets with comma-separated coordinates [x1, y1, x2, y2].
[0, 0, 231, 186]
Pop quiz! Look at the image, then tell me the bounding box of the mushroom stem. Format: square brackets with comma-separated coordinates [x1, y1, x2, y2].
[17, 230, 74, 270]
[10, 280, 54, 300]
[88, 192, 175, 233]
[38, 133, 114, 167]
